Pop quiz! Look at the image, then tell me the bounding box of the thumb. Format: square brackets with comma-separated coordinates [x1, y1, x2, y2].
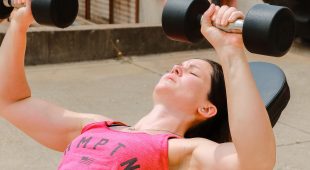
[201, 4, 223, 41]
[201, 4, 216, 28]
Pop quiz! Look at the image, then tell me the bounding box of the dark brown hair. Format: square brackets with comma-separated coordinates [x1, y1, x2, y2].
[184, 59, 231, 143]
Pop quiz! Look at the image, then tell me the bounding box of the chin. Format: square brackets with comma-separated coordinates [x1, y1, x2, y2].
[153, 83, 176, 102]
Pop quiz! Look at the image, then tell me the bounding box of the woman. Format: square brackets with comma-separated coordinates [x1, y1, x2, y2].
[0, 0, 275, 169]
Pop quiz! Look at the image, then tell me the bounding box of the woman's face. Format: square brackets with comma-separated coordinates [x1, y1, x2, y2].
[153, 59, 213, 112]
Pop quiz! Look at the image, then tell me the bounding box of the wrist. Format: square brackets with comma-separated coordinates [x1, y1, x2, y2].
[9, 20, 30, 33]
[216, 45, 245, 58]
[216, 46, 247, 67]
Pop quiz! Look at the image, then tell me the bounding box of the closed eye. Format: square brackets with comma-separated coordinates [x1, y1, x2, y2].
[190, 72, 199, 77]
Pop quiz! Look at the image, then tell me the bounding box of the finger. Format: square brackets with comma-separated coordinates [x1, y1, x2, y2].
[221, 7, 237, 26]
[228, 11, 244, 22]
[215, 5, 229, 26]
[25, 0, 32, 10]
[18, 0, 23, 6]
[12, 0, 26, 8]
[20, 0, 26, 6]
[25, 0, 30, 6]
[201, 4, 216, 28]
[211, 5, 220, 23]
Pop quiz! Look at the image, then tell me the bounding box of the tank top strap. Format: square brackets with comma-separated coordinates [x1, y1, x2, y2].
[105, 121, 128, 127]
[81, 121, 128, 134]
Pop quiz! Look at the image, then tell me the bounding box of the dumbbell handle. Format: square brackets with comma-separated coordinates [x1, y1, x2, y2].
[216, 19, 243, 33]
[3, 0, 25, 8]
[200, 15, 243, 33]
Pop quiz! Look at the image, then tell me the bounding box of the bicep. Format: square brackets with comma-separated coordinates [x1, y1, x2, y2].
[193, 142, 241, 170]
[1, 97, 110, 151]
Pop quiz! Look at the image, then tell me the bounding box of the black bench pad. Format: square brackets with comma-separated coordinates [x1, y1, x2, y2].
[250, 62, 290, 126]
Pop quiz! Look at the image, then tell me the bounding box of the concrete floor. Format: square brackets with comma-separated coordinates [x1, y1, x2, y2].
[0, 40, 310, 169]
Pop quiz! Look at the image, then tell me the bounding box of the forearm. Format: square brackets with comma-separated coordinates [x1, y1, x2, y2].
[0, 21, 31, 109]
[218, 50, 276, 168]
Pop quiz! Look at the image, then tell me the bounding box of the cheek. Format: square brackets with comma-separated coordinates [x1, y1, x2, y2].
[180, 78, 207, 99]
[183, 77, 204, 89]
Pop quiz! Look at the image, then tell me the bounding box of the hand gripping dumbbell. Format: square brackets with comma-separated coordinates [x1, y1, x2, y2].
[162, 0, 296, 57]
[0, 0, 78, 28]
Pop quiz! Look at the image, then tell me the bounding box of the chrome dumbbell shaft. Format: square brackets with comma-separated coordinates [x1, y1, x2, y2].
[215, 19, 243, 33]
[200, 14, 243, 33]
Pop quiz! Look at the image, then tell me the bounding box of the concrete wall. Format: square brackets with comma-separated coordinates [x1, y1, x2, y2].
[0, 24, 211, 65]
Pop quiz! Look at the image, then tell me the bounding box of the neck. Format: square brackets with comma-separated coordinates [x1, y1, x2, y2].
[132, 104, 195, 137]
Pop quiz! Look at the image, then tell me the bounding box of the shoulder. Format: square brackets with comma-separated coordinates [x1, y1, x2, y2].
[168, 138, 215, 169]
[168, 138, 240, 170]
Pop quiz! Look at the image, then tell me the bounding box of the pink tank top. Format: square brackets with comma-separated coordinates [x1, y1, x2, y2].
[58, 121, 178, 170]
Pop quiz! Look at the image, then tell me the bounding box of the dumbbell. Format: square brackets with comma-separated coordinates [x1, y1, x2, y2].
[0, 0, 78, 28]
[162, 0, 295, 57]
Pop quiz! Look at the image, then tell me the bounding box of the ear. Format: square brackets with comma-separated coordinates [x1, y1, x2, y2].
[197, 104, 217, 119]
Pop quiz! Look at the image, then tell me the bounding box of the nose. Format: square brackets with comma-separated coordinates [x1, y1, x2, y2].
[171, 65, 183, 76]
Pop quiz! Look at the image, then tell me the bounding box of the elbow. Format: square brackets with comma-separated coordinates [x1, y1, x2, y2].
[0, 84, 32, 114]
[242, 159, 276, 170]
[258, 158, 276, 170]
[255, 145, 277, 170]
[0, 92, 31, 114]
[255, 127, 277, 170]
[265, 150, 276, 170]
[0, 99, 10, 116]
[259, 153, 277, 170]
[241, 148, 276, 170]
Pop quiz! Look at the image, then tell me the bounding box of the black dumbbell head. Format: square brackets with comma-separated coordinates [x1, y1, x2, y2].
[0, 0, 13, 19]
[243, 4, 295, 57]
[162, 0, 210, 43]
[31, 0, 79, 28]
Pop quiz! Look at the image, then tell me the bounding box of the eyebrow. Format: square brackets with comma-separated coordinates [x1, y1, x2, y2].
[180, 63, 202, 70]
[189, 64, 201, 70]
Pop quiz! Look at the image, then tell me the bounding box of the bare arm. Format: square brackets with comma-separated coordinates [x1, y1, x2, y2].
[2, 99, 108, 151]
[0, 0, 109, 151]
[196, 4, 275, 169]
